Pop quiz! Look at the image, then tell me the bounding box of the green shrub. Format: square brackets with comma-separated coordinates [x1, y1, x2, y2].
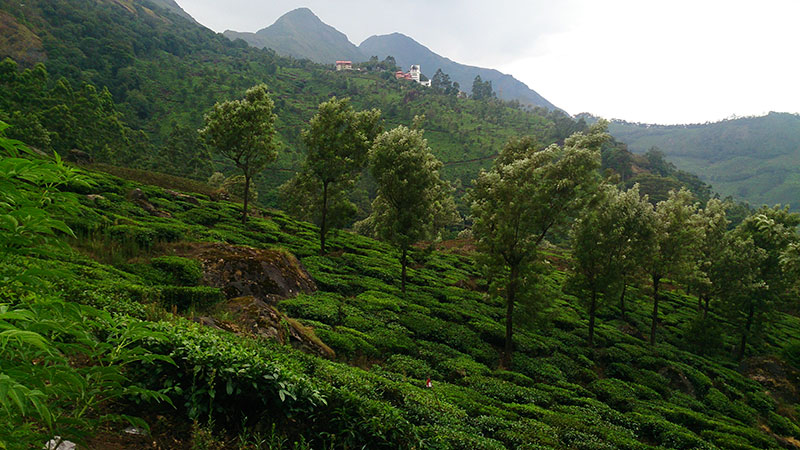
[151, 222, 187, 242]
[315, 327, 379, 358]
[180, 206, 224, 226]
[512, 355, 565, 383]
[150, 256, 203, 286]
[383, 355, 437, 379]
[681, 316, 724, 355]
[767, 411, 800, 437]
[437, 356, 490, 380]
[782, 340, 800, 369]
[140, 320, 324, 427]
[107, 224, 157, 248]
[700, 431, 760, 450]
[159, 285, 224, 310]
[745, 391, 776, 413]
[589, 379, 636, 411]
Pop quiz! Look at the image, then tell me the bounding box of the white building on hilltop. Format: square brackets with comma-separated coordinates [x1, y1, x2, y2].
[399, 64, 431, 87]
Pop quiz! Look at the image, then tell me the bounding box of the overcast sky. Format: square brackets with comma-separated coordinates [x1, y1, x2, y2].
[177, 0, 800, 125]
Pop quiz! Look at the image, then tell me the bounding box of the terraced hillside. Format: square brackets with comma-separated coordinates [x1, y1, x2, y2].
[5, 148, 800, 448]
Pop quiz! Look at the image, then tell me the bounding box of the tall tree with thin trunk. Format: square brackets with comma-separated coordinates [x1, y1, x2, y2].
[643, 188, 701, 345]
[725, 206, 800, 359]
[365, 125, 456, 294]
[470, 122, 607, 368]
[282, 97, 382, 254]
[200, 84, 277, 223]
[688, 198, 729, 319]
[569, 184, 654, 347]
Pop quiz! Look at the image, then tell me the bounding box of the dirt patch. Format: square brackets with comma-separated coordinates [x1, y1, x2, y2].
[84, 412, 193, 449]
[171, 242, 316, 304]
[742, 356, 800, 405]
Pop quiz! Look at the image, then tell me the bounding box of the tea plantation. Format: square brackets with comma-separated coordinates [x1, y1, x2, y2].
[5, 162, 800, 449]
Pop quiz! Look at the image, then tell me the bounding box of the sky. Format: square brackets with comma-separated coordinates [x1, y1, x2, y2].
[176, 0, 800, 125]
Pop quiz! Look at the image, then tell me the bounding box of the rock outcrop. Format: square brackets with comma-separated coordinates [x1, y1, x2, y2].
[174, 242, 317, 304]
[221, 296, 334, 359]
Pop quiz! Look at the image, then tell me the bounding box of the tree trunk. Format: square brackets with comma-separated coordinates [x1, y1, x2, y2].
[320, 181, 329, 255]
[400, 247, 408, 294]
[501, 265, 519, 369]
[619, 282, 627, 320]
[588, 289, 597, 348]
[241, 173, 250, 224]
[650, 275, 660, 345]
[703, 295, 710, 320]
[737, 302, 755, 361]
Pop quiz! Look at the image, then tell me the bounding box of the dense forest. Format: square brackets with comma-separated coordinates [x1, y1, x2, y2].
[2, 1, 800, 449]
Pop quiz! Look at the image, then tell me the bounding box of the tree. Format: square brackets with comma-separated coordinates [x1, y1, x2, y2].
[726, 206, 800, 359]
[364, 125, 457, 293]
[199, 84, 277, 223]
[569, 184, 654, 347]
[688, 198, 729, 318]
[282, 97, 381, 254]
[470, 122, 608, 367]
[157, 123, 212, 181]
[642, 188, 701, 345]
[471, 75, 495, 100]
[431, 69, 458, 96]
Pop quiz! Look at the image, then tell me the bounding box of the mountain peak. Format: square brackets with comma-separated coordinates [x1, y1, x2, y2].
[273, 7, 322, 25]
[223, 8, 364, 64]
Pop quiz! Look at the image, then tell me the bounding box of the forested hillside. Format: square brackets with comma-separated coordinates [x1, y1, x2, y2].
[0, 0, 717, 213]
[608, 112, 800, 209]
[0, 0, 579, 206]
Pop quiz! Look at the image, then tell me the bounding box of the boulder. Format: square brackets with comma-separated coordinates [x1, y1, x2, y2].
[174, 242, 316, 304]
[165, 189, 201, 205]
[44, 437, 76, 450]
[66, 148, 93, 165]
[742, 356, 800, 405]
[222, 296, 334, 359]
[129, 188, 171, 218]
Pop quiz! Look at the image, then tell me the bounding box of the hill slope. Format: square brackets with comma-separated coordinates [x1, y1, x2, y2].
[223, 7, 365, 64]
[609, 112, 800, 208]
[144, 0, 198, 24]
[360, 32, 557, 110]
[7, 144, 800, 448]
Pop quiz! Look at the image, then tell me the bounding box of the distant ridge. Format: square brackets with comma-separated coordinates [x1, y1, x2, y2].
[608, 112, 800, 208]
[223, 8, 365, 64]
[223, 8, 557, 110]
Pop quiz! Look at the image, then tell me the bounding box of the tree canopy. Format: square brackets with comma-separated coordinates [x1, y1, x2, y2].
[282, 97, 381, 253]
[470, 121, 608, 366]
[363, 125, 457, 293]
[200, 84, 277, 223]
